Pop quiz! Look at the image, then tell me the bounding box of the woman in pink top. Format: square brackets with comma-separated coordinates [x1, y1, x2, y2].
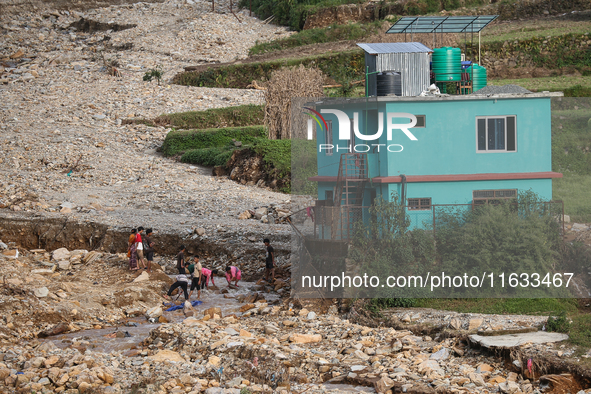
[225, 266, 241, 287]
[190, 267, 219, 299]
[201, 268, 218, 287]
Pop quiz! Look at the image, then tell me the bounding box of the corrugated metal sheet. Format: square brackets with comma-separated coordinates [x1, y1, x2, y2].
[357, 42, 432, 55]
[364, 51, 431, 97]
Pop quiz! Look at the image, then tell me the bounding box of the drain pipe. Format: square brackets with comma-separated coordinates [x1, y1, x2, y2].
[400, 174, 407, 210]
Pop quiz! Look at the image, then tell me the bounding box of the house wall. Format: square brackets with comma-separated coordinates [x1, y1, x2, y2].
[314, 96, 555, 207]
[381, 97, 552, 176]
[387, 178, 552, 205]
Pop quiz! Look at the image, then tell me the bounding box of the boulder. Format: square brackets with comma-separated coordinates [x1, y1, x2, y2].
[240, 303, 255, 312]
[468, 318, 484, 330]
[2, 249, 18, 259]
[148, 350, 185, 363]
[38, 322, 70, 338]
[238, 211, 251, 220]
[52, 248, 71, 261]
[133, 271, 150, 282]
[34, 287, 49, 298]
[146, 306, 162, 319]
[204, 307, 222, 319]
[289, 333, 322, 344]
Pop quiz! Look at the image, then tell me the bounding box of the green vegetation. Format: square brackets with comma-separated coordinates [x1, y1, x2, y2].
[251, 138, 292, 179]
[414, 298, 578, 315]
[468, 33, 591, 71]
[241, 0, 487, 31]
[179, 138, 316, 194]
[175, 49, 364, 89]
[553, 175, 591, 222]
[490, 77, 591, 95]
[240, 0, 365, 31]
[568, 314, 591, 348]
[350, 191, 569, 299]
[161, 125, 266, 157]
[161, 118, 317, 194]
[480, 20, 591, 44]
[249, 21, 383, 55]
[291, 140, 319, 195]
[155, 105, 264, 130]
[181, 145, 235, 167]
[143, 65, 164, 85]
[551, 102, 591, 221]
[547, 311, 571, 333]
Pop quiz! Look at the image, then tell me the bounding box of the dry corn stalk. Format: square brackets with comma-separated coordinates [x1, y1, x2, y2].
[264, 64, 324, 140]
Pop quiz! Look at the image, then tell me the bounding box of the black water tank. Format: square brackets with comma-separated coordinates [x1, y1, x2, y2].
[376, 71, 402, 96]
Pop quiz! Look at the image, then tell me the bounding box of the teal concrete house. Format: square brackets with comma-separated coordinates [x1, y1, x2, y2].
[307, 90, 563, 239]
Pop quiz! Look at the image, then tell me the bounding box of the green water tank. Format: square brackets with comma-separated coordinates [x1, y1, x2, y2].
[432, 47, 461, 82]
[468, 63, 487, 92]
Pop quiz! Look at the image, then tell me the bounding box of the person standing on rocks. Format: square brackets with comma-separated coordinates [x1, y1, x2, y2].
[135, 226, 148, 270]
[143, 228, 155, 273]
[263, 238, 276, 282]
[176, 245, 186, 274]
[128, 229, 138, 270]
[187, 255, 203, 300]
[225, 265, 241, 287]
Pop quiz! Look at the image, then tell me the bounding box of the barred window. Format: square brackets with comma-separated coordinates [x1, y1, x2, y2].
[473, 189, 517, 205]
[408, 198, 432, 210]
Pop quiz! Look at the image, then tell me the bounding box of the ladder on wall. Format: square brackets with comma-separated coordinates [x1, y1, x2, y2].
[332, 153, 368, 239]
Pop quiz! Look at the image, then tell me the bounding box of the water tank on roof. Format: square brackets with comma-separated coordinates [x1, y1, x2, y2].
[432, 47, 461, 82]
[468, 63, 487, 92]
[376, 71, 402, 96]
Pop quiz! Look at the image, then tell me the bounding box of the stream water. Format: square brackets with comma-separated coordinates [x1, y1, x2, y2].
[41, 281, 278, 354]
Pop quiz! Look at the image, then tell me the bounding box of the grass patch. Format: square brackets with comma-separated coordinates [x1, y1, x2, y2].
[181, 146, 235, 167]
[240, 0, 365, 31]
[568, 314, 591, 348]
[249, 21, 383, 56]
[414, 298, 579, 315]
[553, 175, 591, 222]
[481, 20, 591, 44]
[490, 76, 591, 94]
[154, 104, 263, 130]
[161, 125, 266, 157]
[174, 49, 365, 89]
[467, 33, 591, 70]
[163, 125, 318, 195]
[551, 104, 591, 221]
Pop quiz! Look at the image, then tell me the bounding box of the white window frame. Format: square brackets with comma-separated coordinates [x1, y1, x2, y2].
[475, 115, 517, 153]
[407, 198, 432, 211]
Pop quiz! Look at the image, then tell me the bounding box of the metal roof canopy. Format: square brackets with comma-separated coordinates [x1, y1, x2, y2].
[357, 42, 433, 55]
[387, 15, 498, 34]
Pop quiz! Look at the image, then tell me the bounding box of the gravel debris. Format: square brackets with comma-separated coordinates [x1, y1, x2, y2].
[472, 84, 533, 95]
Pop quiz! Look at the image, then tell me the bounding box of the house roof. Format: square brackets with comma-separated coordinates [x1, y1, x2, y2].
[387, 15, 498, 34]
[357, 42, 432, 55]
[305, 91, 563, 107]
[472, 84, 533, 95]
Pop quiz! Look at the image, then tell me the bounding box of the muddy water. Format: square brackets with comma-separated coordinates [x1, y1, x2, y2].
[42, 281, 278, 354]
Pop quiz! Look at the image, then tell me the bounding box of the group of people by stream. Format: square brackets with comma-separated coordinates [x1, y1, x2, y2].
[127, 228, 276, 303]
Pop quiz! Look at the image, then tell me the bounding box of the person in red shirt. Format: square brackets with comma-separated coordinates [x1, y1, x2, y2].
[135, 226, 147, 270]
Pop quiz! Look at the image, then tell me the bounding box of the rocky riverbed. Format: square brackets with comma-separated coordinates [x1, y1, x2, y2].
[2, 0, 591, 393]
[0, 0, 299, 249]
